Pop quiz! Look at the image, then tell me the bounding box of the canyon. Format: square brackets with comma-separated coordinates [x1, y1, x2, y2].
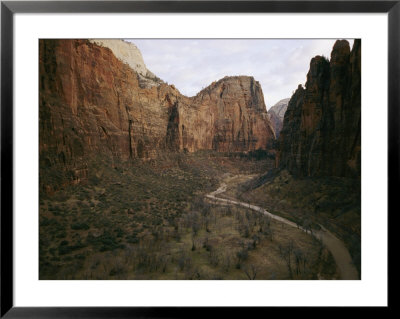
[39, 39, 361, 280]
[39, 39, 275, 191]
[40, 39, 361, 183]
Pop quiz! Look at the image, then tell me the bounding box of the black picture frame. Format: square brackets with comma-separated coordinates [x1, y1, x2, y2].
[1, 0, 396, 317]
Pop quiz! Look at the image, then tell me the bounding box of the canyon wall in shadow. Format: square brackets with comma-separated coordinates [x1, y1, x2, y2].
[277, 39, 361, 178]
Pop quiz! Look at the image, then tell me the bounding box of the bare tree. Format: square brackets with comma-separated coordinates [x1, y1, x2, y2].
[279, 240, 294, 279]
[203, 237, 212, 251]
[293, 248, 304, 276]
[160, 254, 169, 273]
[243, 264, 258, 280]
[191, 233, 196, 251]
[252, 234, 260, 249]
[204, 216, 211, 232]
[221, 252, 232, 272]
[236, 248, 249, 269]
[208, 249, 220, 267]
[177, 250, 192, 271]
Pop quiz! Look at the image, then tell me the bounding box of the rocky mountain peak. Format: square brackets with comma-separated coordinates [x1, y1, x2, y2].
[270, 98, 289, 117]
[196, 75, 267, 112]
[267, 98, 290, 138]
[331, 39, 351, 63]
[278, 39, 361, 177]
[89, 39, 163, 88]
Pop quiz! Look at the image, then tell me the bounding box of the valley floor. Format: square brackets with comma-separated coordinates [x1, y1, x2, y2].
[39, 151, 358, 280]
[207, 178, 358, 279]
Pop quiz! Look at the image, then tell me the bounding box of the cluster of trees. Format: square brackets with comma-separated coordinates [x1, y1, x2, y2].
[42, 184, 333, 280]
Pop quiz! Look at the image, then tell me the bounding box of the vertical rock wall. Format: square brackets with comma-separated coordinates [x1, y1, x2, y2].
[278, 39, 361, 177]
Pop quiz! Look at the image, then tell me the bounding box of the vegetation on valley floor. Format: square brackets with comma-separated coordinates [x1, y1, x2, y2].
[39, 151, 350, 280]
[235, 169, 361, 277]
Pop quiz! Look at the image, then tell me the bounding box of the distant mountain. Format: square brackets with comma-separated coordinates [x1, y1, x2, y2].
[268, 98, 290, 138]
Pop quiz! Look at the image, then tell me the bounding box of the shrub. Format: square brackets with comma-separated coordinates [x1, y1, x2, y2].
[58, 240, 84, 255]
[71, 222, 90, 230]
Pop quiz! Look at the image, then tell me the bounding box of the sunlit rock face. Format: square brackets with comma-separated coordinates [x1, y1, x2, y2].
[178, 76, 275, 153]
[89, 39, 163, 88]
[277, 39, 361, 178]
[39, 39, 275, 190]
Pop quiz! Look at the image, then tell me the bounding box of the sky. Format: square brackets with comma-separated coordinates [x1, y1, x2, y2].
[127, 39, 354, 109]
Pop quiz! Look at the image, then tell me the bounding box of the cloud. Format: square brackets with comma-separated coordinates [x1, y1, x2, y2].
[128, 39, 354, 109]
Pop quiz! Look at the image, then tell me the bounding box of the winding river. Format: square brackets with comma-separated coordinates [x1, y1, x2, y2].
[206, 183, 359, 280]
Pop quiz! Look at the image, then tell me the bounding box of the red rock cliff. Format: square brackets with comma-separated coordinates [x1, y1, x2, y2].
[39, 40, 275, 189]
[277, 39, 361, 177]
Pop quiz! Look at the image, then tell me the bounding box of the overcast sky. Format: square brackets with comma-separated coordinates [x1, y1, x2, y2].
[127, 39, 354, 109]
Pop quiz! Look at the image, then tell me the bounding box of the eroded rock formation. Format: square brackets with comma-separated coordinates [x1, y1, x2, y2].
[39, 39, 275, 190]
[277, 39, 361, 177]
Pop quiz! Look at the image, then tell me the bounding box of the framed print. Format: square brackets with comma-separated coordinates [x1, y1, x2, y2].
[1, 0, 396, 317]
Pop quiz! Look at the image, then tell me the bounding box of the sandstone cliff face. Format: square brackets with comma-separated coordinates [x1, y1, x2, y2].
[268, 98, 289, 138]
[39, 39, 275, 189]
[89, 39, 163, 88]
[178, 76, 275, 153]
[277, 39, 361, 177]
